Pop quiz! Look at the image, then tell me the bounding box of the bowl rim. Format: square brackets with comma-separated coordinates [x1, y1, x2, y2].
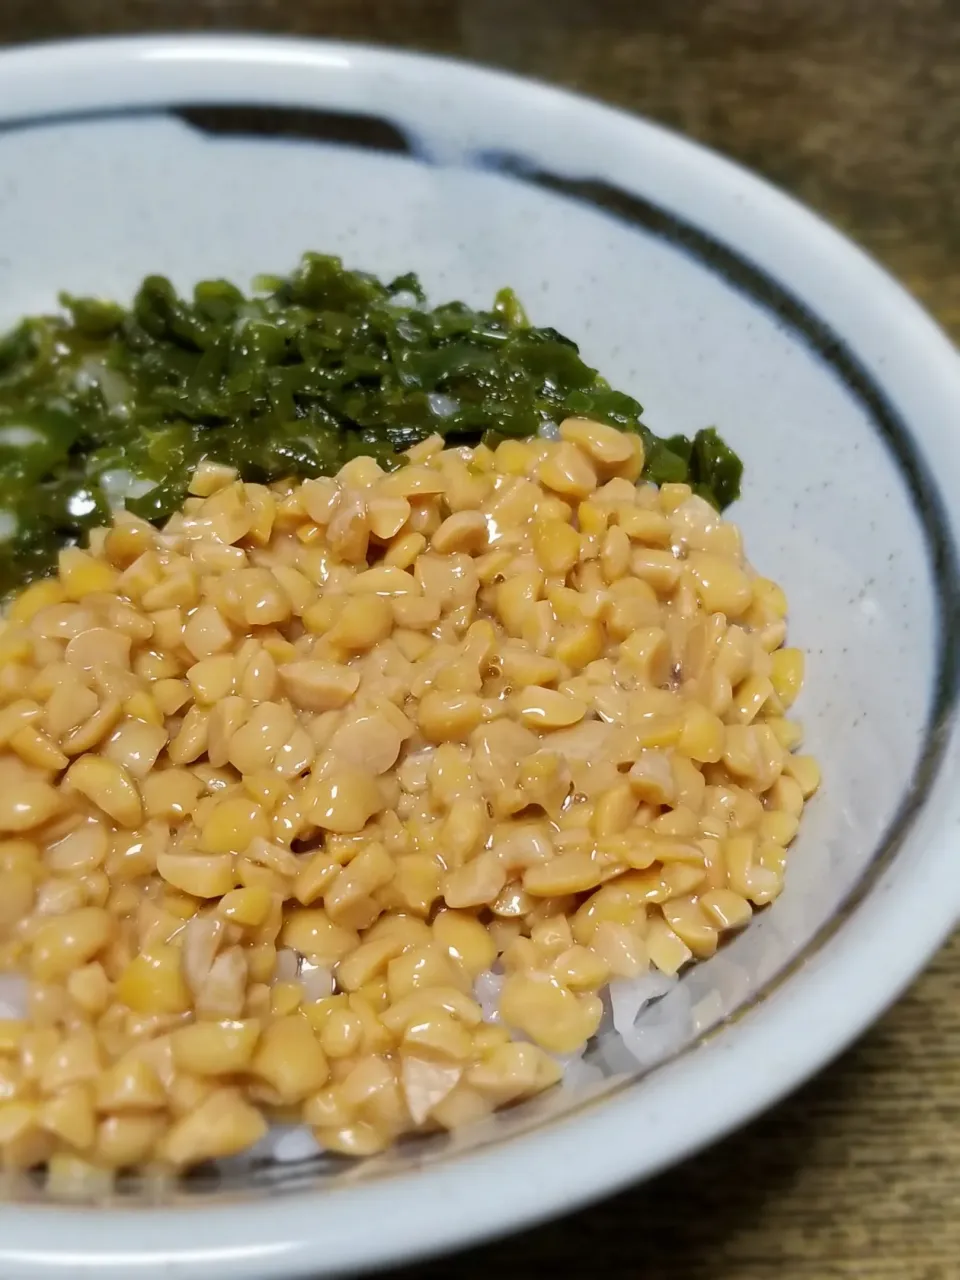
[0, 32, 959, 1280]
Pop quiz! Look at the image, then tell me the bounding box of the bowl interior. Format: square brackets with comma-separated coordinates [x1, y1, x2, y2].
[0, 40, 952, 1211]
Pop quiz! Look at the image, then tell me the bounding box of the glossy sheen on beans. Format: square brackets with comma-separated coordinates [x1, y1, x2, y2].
[0, 420, 817, 1183]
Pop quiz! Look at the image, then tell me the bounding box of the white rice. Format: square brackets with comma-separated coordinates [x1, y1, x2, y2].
[274, 949, 333, 1000]
[299, 959, 334, 1001]
[0, 973, 26, 1019]
[0, 425, 44, 449]
[209, 956, 694, 1170]
[613, 976, 694, 1068]
[273, 948, 301, 983]
[98, 469, 155, 512]
[427, 392, 459, 419]
[0, 948, 704, 1166]
[610, 971, 677, 1038]
[68, 489, 98, 518]
[560, 1053, 606, 1092]
[471, 964, 688, 1085]
[691, 988, 726, 1036]
[473, 969, 504, 1023]
[74, 358, 132, 415]
[218, 1123, 324, 1172]
[265, 1126, 324, 1163]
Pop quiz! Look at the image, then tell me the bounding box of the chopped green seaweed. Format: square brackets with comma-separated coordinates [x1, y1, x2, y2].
[0, 254, 742, 595]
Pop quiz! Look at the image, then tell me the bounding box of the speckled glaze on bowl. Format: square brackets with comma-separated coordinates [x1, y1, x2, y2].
[0, 35, 958, 1280]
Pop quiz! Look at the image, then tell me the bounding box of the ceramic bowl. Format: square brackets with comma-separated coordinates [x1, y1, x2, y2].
[0, 34, 958, 1280]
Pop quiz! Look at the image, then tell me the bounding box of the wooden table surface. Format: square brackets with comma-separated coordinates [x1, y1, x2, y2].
[3, 2, 959, 1276]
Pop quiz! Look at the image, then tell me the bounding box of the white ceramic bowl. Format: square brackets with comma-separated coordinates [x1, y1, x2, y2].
[0, 34, 958, 1280]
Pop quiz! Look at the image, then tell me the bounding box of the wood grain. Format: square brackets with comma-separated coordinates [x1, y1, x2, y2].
[2, 3, 958, 1275]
